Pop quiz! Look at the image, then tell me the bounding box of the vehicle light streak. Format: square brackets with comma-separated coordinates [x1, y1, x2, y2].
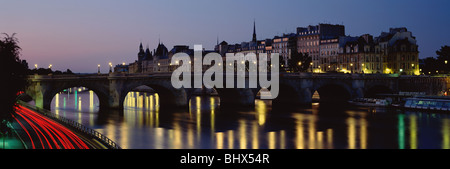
[13, 105, 90, 149]
[12, 114, 35, 149]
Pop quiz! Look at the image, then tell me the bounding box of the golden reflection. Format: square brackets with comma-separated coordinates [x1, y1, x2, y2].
[228, 130, 234, 149]
[144, 93, 150, 109]
[155, 103, 159, 127]
[168, 129, 174, 148]
[294, 114, 305, 149]
[211, 97, 215, 143]
[121, 122, 129, 149]
[187, 124, 194, 148]
[252, 121, 259, 149]
[410, 114, 417, 149]
[174, 121, 182, 149]
[138, 92, 143, 108]
[346, 111, 368, 149]
[55, 93, 59, 108]
[106, 124, 118, 148]
[255, 100, 266, 126]
[196, 97, 201, 141]
[89, 110, 94, 126]
[239, 119, 247, 149]
[280, 130, 286, 149]
[216, 132, 224, 149]
[155, 93, 159, 106]
[443, 119, 450, 149]
[154, 128, 164, 149]
[293, 113, 333, 149]
[89, 90, 94, 112]
[268, 131, 276, 149]
[360, 115, 367, 149]
[327, 129, 333, 149]
[308, 115, 316, 149]
[317, 131, 323, 149]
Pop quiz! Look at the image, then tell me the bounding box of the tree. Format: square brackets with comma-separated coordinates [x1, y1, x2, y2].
[287, 50, 311, 72]
[0, 33, 27, 133]
[436, 45, 450, 74]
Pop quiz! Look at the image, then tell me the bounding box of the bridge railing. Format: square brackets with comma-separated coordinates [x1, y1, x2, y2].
[17, 101, 121, 149]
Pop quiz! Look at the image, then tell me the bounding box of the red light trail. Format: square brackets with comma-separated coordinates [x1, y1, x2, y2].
[12, 105, 90, 149]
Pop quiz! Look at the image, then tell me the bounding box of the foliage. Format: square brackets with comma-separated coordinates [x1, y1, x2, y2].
[281, 50, 311, 72]
[420, 45, 450, 75]
[0, 33, 27, 127]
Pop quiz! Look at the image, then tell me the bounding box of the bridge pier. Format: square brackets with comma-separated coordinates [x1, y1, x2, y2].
[26, 79, 53, 110]
[215, 88, 256, 108]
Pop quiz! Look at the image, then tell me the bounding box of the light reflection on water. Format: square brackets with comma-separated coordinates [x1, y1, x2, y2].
[50, 87, 450, 149]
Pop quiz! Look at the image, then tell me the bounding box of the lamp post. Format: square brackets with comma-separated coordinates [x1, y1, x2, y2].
[109, 62, 112, 73]
[98, 64, 101, 74]
[445, 60, 448, 74]
[362, 63, 365, 74]
[350, 63, 353, 73]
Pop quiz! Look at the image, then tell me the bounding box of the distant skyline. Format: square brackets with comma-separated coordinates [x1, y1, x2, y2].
[1, 0, 449, 73]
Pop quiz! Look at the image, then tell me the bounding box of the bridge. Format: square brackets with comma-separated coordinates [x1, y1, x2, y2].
[24, 72, 449, 110]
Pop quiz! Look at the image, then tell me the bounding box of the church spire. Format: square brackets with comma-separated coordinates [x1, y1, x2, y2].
[252, 19, 257, 42]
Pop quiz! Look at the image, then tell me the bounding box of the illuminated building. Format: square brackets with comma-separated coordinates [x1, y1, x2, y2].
[375, 27, 419, 75]
[297, 24, 345, 72]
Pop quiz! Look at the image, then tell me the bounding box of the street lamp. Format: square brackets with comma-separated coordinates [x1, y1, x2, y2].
[48, 64, 52, 69]
[350, 63, 353, 73]
[362, 63, 365, 73]
[98, 64, 101, 74]
[34, 64, 38, 69]
[109, 62, 112, 73]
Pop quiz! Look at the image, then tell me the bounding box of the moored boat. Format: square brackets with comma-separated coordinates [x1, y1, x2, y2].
[403, 96, 450, 112]
[348, 98, 391, 107]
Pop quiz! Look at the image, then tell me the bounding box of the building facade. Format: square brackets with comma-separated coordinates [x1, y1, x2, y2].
[122, 23, 418, 76]
[297, 24, 345, 72]
[375, 27, 419, 75]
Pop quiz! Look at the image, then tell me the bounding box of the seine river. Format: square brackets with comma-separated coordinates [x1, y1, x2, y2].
[48, 87, 450, 149]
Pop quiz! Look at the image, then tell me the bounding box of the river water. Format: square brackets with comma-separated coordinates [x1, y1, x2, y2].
[49, 87, 450, 149]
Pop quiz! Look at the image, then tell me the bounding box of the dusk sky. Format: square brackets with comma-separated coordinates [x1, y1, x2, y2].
[1, 0, 449, 73]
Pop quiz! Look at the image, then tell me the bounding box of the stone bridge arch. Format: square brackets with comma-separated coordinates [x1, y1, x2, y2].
[311, 78, 357, 103]
[26, 76, 109, 110]
[112, 78, 188, 109]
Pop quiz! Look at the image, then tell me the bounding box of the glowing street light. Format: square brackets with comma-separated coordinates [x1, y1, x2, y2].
[34, 64, 38, 69]
[109, 62, 112, 73]
[350, 63, 353, 73]
[48, 64, 52, 69]
[98, 64, 101, 74]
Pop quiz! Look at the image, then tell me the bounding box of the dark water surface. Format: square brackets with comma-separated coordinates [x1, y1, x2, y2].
[49, 88, 450, 149]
